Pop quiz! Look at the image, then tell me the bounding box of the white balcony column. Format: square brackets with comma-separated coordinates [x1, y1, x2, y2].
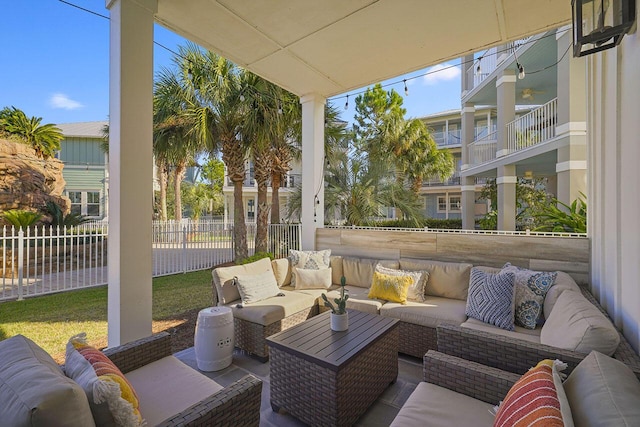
[555, 28, 587, 207]
[497, 165, 517, 231]
[106, 0, 156, 347]
[300, 94, 325, 250]
[496, 70, 516, 157]
[460, 103, 476, 230]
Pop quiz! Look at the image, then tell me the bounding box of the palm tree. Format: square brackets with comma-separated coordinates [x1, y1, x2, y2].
[0, 106, 63, 158]
[178, 43, 250, 260]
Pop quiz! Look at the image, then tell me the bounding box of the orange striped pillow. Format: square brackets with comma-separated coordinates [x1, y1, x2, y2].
[65, 333, 143, 426]
[494, 360, 564, 427]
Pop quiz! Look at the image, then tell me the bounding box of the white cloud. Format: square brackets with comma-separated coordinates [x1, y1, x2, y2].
[49, 93, 83, 110]
[423, 63, 461, 85]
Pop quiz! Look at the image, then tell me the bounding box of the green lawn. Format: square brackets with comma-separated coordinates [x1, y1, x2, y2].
[0, 269, 213, 361]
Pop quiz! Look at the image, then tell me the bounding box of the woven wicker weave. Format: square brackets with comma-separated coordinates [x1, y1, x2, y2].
[103, 332, 262, 427]
[397, 321, 437, 358]
[269, 323, 399, 427]
[423, 350, 520, 405]
[437, 287, 640, 379]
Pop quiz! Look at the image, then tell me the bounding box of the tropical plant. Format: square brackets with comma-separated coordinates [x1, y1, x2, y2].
[0, 106, 63, 158]
[45, 201, 89, 227]
[533, 193, 587, 233]
[1, 210, 42, 229]
[321, 276, 348, 314]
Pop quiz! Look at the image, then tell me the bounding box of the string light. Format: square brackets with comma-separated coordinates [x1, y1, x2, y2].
[344, 94, 349, 110]
[476, 56, 482, 74]
[517, 63, 526, 79]
[278, 101, 283, 114]
[403, 79, 409, 96]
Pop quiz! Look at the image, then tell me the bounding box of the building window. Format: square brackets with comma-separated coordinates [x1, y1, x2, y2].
[247, 199, 255, 220]
[449, 196, 461, 211]
[437, 196, 448, 212]
[66, 191, 101, 218]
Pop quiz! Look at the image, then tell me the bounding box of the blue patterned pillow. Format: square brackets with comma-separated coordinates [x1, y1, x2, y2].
[465, 268, 516, 331]
[502, 263, 558, 329]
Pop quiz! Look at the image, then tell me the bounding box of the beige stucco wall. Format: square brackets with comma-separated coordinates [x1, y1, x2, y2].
[588, 8, 640, 353]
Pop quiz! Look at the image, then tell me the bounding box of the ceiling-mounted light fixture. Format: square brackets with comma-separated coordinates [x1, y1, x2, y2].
[572, 0, 636, 57]
[523, 170, 533, 180]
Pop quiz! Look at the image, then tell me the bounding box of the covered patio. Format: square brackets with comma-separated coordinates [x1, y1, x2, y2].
[105, 0, 639, 377]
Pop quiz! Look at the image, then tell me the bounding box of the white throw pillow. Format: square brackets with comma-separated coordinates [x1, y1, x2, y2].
[294, 267, 332, 290]
[375, 265, 429, 303]
[289, 249, 331, 287]
[234, 270, 280, 305]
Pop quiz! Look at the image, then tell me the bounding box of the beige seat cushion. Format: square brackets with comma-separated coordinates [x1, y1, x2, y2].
[380, 297, 467, 328]
[400, 259, 472, 301]
[271, 258, 291, 287]
[287, 285, 340, 306]
[390, 382, 494, 427]
[342, 257, 399, 288]
[540, 290, 620, 355]
[461, 317, 541, 344]
[225, 290, 316, 325]
[212, 257, 274, 304]
[323, 285, 386, 314]
[564, 351, 640, 427]
[125, 356, 223, 427]
[543, 271, 581, 319]
[0, 335, 96, 427]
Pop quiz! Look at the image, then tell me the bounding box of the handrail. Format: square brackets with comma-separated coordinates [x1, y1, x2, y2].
[505, 98, 557, 154]
[467, 131, 498, 166]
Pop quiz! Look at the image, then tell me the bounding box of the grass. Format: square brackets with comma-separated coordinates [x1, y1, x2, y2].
[0, 269, 213, 361]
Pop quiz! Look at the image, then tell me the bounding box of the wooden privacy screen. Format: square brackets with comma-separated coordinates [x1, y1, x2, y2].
[316, 228, 590, 285]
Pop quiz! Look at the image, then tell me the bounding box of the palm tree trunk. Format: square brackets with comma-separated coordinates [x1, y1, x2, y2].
[159, 164, 168, 221]
[255, 180, 270, 253]
[270, 171, 282, 224]
[232, 179, 248, 260]
[174, 161, 187, 222]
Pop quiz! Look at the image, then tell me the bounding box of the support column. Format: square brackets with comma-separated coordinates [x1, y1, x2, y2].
[497, 165, 517, 231]
[461, 54, 474, 97]
[300, 94, 325, 250]
[460, 103, 476, 230]
[555, 28, 587, 207]
[106, 0, 156, 347]
[496, 69, 516, 157]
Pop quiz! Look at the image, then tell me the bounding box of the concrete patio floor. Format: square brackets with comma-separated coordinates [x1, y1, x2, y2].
[175, 347, 422, 426]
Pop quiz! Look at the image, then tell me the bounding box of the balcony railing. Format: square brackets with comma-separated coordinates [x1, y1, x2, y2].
[432, 129, 462, 146]
[466, 36, 532, 91]
[505, 98, 557, 154]
[467, 131, 498, 166]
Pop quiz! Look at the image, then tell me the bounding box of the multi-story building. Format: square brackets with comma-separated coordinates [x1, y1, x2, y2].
[221, 159, 301, 223]
[56, 121, 109, 219]
[457, 26, 586, 230]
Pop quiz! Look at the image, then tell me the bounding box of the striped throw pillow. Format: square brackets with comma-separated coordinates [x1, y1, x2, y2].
[494, 360, 566, 427]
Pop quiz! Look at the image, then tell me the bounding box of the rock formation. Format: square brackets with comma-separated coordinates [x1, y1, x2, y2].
[0, 138, 70, 215]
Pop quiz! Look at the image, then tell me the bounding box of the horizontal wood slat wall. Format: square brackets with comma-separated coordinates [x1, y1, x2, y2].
[316, 229, 590, 285]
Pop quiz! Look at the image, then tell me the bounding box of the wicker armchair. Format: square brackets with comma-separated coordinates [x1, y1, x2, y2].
[437, 287, 640, 380]
[103, 332, 263, 426]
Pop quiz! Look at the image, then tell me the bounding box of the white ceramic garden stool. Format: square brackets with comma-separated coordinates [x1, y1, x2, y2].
[194, 306, 234, 371]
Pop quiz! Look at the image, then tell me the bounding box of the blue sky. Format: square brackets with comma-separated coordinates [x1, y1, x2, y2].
[0, 1, 461, 126]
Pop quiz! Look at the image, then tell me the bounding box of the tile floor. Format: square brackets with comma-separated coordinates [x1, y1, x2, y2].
[175, 347, 422, 426]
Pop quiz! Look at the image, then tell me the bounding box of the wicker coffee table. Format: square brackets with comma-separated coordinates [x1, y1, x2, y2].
[267, 309, 399, 426]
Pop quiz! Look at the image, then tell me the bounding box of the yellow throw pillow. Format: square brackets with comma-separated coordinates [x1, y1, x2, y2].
[368, 271, 413, 304]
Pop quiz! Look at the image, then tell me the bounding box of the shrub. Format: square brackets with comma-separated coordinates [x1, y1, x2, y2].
[238, 252, 274, 265]
[1, 210, 42, 229]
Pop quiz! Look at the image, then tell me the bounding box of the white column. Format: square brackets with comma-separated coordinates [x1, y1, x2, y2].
[106, 0, 156, 347]
[300, 94, 325, 250]
[497, 166, 517, 231]
[460, 103, 476, 229]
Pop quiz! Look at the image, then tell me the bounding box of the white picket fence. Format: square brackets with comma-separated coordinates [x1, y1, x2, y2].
[0, 221, 301, 301]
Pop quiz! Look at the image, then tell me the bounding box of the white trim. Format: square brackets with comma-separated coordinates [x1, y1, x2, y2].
[461, 164, 469, 171]
[461, 106, 475, 114]
[300, 93, 326, 104]
[461, 185, 476, 192]
[556, 121, 587, 136]
[556, 160, 587, 173]
[496, 75, 517, 86]
[496, 149, 509, 157]
[497, 176, 517, 184]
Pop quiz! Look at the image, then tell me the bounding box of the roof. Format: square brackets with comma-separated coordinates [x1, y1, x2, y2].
[155, 1, 572, 98]
[57, 121, 108, 138]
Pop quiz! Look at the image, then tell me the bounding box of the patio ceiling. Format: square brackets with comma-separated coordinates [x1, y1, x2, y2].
[155, 0, 572, 98]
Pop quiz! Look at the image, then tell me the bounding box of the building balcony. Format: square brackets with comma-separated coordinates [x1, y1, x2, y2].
[466, 98, 558, 168]
[466, 37, 532, 92]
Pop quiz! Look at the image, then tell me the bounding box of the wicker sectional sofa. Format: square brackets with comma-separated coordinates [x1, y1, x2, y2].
[212, 254, 640, 371]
